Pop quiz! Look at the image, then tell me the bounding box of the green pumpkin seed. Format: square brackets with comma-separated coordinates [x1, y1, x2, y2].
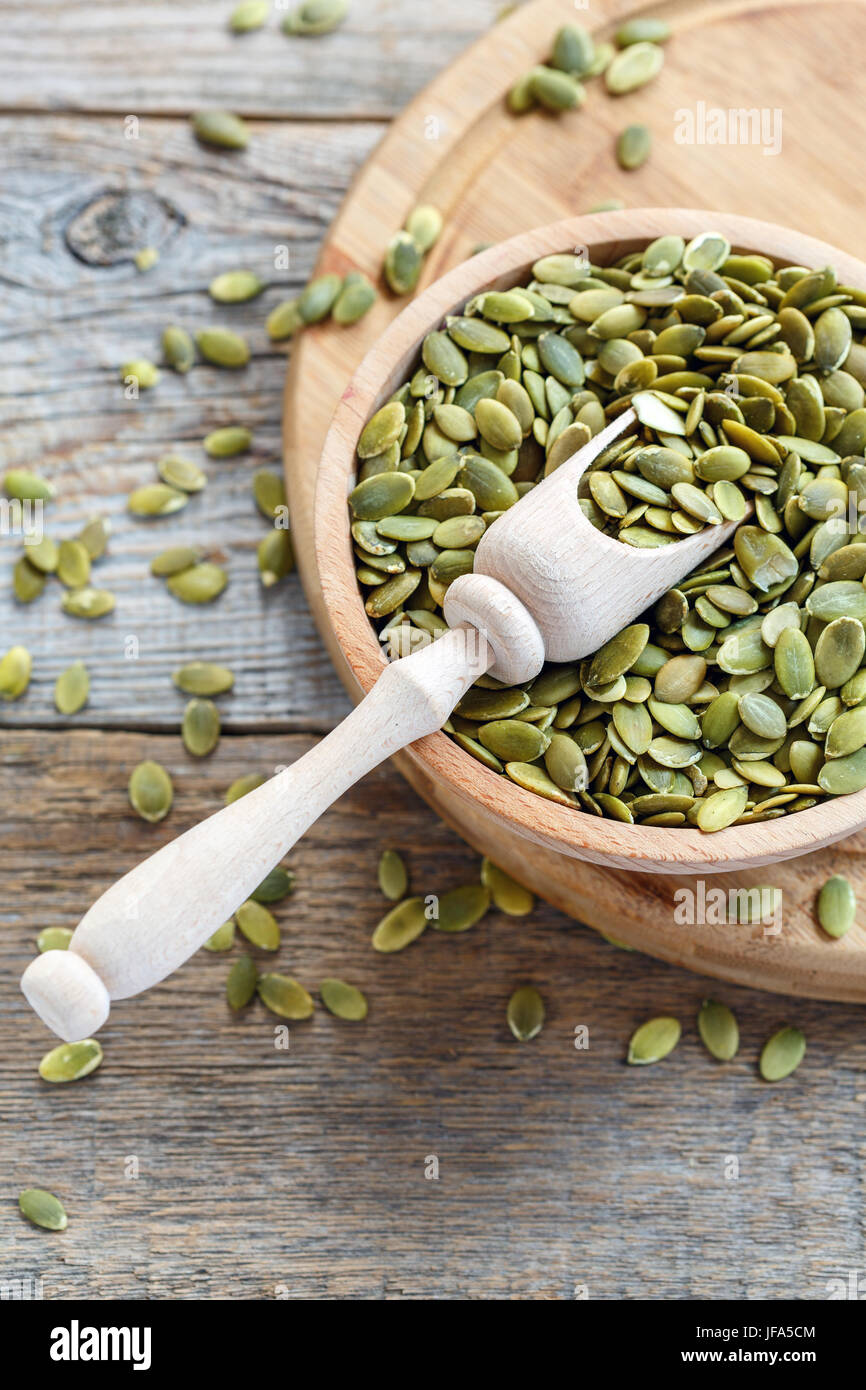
[433, 884, 490, 933]
[605, 41, 664, 95]
[371, 897, 428, 952]
[230, 0, 269, 32]
[157, 454, 206, 493]
[54, 661, 89, 715]
[203, 426, 252, 456]
[267, 298, 303, 340]
[378, 848, 408, 901]
[320, 978, 368, 1021]
[481, 858, 534, 915]
[282, 0, 348, 36]
[0, 645, 32, 700]
[225, 772, 265, 804]
[128, 483, 188, 517]
[405, 204, 442, 254]
[39, 1038, 103, 1084]
[258, 529, 295, 586]
[120, 359, 160, 389]
[195, 327, 250, 368]
[173, 661, 234, 696]
[759, 1026, 806, 1081]
[226, 954, 258, 1009]
[298, 272, 343, 323]
[697, 1000, 739, 1061]
[332, 272, 377, 325]
[19, 1189, 67, 1231]
[530, 66, 583, 111]
[204, 920, 235, 951]
[816, 875, 855, 938]
[128, 760, 173, 822]
[14, 556, 47, 602]
[37, 926, 73, 952]
[616, 123, 651, 170]
[236, 899, 279, 950]
[167, 563, 228, 603]
[61, 587, 115, 619]
[192, 109, 250, 149]
[385, 232, 423, 295]
[4, 468, 55, 501]
[151, 547, 203, 577]
[258, 972, 314, 1019]
[182, 698, 220, 757]
[163, 325, 196, 372]
[209, 269, 264, 303]
[627, 1015, 681, 1064]
[251, 866, 295, 904]
[506, 985, 545, 1041]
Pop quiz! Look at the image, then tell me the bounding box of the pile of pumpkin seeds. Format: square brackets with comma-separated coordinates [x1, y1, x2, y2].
[351, 233, 866, 831]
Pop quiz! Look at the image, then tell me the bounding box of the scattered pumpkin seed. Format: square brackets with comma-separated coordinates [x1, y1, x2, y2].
[481, 858, 534, 915]
[195, 327, 250, 368]
[627, 1015, 681, 1064]
[0, 645, 32, 700]
[204, 920, 236, 951]
[816, 874, 856, 938]
[166, 563, 228, 603]
[209, 269, 264, 303]
[37, 927, 73, 952]
[378, 848, 408, 901]
[257, 973, 314, 1019]
[616, 123, 651, 170]
[281, 0, 348, 36]
[39, 1039, 103, 1084]
[128, 760, 173, 823]
[506, 985, 545, 1041]
[236, 899, 279, 950]
[320, 978, 368, 1020]
[227, 954, 258, 1009]
[251, 866, 295, 904]
[182, 698, 220, 757]
[204, 425, 252, 456]
[226, 772, 265, 803]
[54, 661, 89, 715]
[759, 1026, 806, 1081]
[18, 1189, 67, 1232]
[173, 661, 234, 696]
[162, 324, 196, 372]
[371, 896, 428, 952]
[697, 999, 739, 1060]
[192, 109, 250, 150]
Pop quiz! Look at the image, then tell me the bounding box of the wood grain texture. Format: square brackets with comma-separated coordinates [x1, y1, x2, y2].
[0, 0, 503, 118]
[3, 730, 865, 1299]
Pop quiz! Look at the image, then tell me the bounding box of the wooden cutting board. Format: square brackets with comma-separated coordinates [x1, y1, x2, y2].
[284, 0, 866, 1002]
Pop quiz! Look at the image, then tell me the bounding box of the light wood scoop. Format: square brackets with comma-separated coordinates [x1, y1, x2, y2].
[21, 409, 742, 1042]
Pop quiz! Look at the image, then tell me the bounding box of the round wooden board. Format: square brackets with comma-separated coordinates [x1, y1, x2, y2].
[285, 0, 866, 1002]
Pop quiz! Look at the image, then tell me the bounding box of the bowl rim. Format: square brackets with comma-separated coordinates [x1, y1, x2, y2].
[315, 207, 866, 872]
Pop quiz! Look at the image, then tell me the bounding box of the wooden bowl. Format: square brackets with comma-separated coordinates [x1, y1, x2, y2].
[316, 209, 866, 876]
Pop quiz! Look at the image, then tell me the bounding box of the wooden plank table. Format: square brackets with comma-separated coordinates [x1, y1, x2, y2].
[1, 0, 864, 1300]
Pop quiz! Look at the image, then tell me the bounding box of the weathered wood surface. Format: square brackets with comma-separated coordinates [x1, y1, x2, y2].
[0, 0, 502, 117]
[1, 0, 865, 1302]
[3, 732, 865, 1299]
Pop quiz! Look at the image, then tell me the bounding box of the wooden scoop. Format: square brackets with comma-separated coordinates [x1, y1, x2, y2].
[21, 408, 742, 1042]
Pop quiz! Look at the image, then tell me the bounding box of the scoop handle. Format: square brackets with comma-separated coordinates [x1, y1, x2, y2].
[21, 583, 543, 1043]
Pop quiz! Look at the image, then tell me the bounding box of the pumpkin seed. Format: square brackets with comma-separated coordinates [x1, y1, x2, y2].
[192, 109, 250, 149]
[385, 232, 423, 295]
[267, 298, 303, 340]
[816, 874, 856, 938]
[39, 1038, 103, 1084]
[172, 662, 234, 696]
[4, 468, 55, 501]
[54, 661, 89, 714]
[320, 978, 368, 1020]
[282, 0, 348, 36]
[19, 1189, 67, 1231]
[163, 325, 195, 372]
[225, 773, 265, 804]
[378, 849, 407, 901]
[258, 529, 295, 586]
[151, 547, 203, 578]
[120, 359, 160, 389]
[506, 985, 545, 1041]
[605, 42, 664, 94]
[204, 920, 236, 951]
[616, 123, 651, 170]
[195, 328, 250, 368]
[157, 454, 206, 493]
[332, 272, 377, 325]
[61, 587, 115, 619]
[37, 927, 73, 952]
[226, 954, 258, 1009]
[209, 269, 264, 303]
[236, 899, 279, 950]
[182, 698, 220, 757]
[697, 1000, 739, 1061]
[251, 866, 295, 904]
[14, 556, 46, 602]
[0, 645, 32, 700]
[371, 897, 428, 952]
[759, 1026, 806, 1081]
[433, 883, 490, 933]
[481, 858, 535, 915]
[258, 973, 314, 1019]
[230, 0, 269, 32]
[627, 1015, 681, 1064]
[203, 426, 252, 456]
[128, 483, 187, 517]
[167, 563, 228, 603]
[128, 760, 173, 822]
